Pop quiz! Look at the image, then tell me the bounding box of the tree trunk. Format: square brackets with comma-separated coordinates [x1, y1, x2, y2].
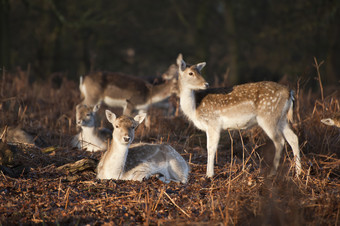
[223, 1, 239, 85]
[0, 0, 10, 69]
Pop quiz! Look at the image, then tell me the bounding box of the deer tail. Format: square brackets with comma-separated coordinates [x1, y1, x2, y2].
[287, 90, 295, 123]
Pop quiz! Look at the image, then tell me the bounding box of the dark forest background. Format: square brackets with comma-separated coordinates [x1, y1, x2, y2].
[1, 0, 339, 86]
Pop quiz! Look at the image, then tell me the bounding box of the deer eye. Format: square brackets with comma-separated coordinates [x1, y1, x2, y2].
[188, 72, 194, 76]
[115, 125, 119, 128]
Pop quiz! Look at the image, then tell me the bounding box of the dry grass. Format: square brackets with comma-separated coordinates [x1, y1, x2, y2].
[0, 67, 339, 225]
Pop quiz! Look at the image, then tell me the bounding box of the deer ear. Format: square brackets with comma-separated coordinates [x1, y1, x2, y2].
[162, 64, 178, 80]
[176, 53, 183, 64]
[106, 110, 116, 124]
[196, 62, 206, 72]
[176, 53, 186, 72]
[76, 103, 82, 111]
[134, 113, 146, 125]
[93, 103, 101, 113]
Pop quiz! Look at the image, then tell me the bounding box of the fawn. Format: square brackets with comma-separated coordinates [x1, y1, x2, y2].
[96, 110, 189, 183]
[72, 103, 111, 152]
[176, 54, 301, 177]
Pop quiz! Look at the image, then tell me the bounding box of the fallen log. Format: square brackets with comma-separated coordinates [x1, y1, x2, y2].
[56, 158, 98, 174]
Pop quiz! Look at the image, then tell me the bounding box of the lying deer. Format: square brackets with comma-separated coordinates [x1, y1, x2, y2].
[72, 103, 111, 152]
[176, 54, 301, 177]
[96, 110, 189, 183]
[0, 126, 35, 145]
[79, 65, 178, 116]
[321, 113, 340, 128]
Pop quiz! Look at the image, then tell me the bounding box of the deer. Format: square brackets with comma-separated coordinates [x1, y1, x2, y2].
[176, 54, 301, 177]
[321, 113, 340, 128]
[78, 64, 178, 117]
[72, 103, 112, 152]
[96, 110, 189, 183]
[0, 126, 35, 145]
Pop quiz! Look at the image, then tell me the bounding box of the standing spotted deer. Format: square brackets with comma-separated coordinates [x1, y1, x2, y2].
[79, 65, 178, 116]
[96, 110, 189, 183]
[72, 103, 111, 152]
[176, 54, 301, 177]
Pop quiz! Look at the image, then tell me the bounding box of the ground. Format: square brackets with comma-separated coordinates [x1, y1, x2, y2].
[0, 69, 339, 225]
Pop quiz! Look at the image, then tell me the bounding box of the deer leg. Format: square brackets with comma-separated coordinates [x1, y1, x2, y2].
[123, 99, 134, 116]
[130, 170, 148, 181]
[168, 159, 188, 183]
[206, 128, 221, 178]
[270, 134, 285, 175]
[258, 118, 285, 175]
[282, 124, 301, 175]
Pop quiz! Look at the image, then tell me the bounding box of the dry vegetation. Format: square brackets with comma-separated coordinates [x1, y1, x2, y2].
[0, 67, 339, 225]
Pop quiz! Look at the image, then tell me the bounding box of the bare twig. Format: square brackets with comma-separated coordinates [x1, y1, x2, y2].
[145, 189, 150, 225]
[153, 187, 165, 211]
[210, 183, 215, 217]
[164, 192, 190, 218]
[238, 130, 245, 171]
[227, 129, 234, 194]
[0, 170, 8, 181]
[0, 125, 8, 140]
[313, 57, 325, 104]
[64, 187, 71, 210]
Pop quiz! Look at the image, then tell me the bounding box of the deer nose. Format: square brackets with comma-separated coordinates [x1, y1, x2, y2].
[123, 136, 131, 143]
[204, 83, 209, 88]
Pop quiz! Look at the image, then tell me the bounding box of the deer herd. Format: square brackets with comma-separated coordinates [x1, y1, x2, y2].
[9, 53, 340, 183]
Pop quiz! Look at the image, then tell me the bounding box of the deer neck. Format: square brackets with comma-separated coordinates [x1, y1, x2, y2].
[80, 126, 107, 149]
[147, 81, 173, 104]
[179, 87, 197, 122]
[80, 126, 96, 140]
[100, 139, 130, 179]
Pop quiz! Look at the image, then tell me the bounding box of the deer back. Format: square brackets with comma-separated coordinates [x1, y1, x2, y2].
[195, 82, 291, 121]
[81, 71, 150, 106]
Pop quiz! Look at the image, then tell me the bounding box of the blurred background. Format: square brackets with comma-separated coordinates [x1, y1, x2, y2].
[0, 0, 339, 86]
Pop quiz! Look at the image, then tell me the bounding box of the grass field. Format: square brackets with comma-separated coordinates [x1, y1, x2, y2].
[0, 68, 339, 225]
